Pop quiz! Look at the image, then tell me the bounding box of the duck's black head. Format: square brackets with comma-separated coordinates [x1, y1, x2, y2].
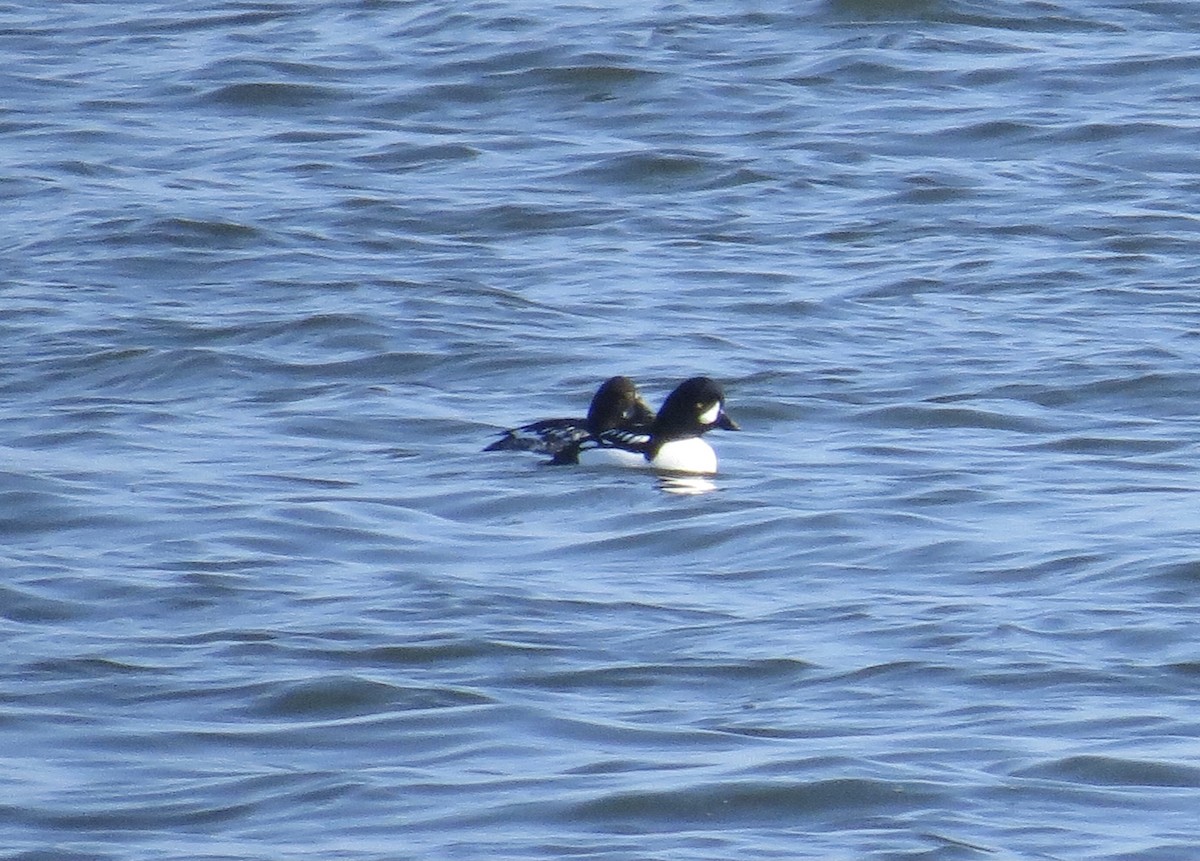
[654, 376, 739, 440]
[587, 376, 655, 434]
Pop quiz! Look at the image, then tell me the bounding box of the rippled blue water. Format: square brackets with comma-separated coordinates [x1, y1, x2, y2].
[4, 1, 1200, 858]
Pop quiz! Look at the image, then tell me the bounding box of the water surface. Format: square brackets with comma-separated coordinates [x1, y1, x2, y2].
[3, 1, 1200, 859]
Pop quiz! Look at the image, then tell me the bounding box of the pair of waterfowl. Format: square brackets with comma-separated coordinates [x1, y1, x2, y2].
[485, 376, 739, 475]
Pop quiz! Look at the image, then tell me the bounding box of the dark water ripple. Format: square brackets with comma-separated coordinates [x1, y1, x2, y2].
[5, 0, 1200, 859]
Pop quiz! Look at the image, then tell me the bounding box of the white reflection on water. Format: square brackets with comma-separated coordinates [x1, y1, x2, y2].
[658, 474, 718, 495]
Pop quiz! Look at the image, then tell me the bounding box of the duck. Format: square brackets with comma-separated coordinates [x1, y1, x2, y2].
[563, 376, 739, 474]
[484, 376, 654, 457]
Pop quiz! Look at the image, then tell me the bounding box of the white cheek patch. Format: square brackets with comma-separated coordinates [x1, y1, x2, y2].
[697, 401, 721, 425]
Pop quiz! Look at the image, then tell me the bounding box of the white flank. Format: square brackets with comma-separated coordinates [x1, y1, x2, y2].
[579, 446, 650, 468]
[650, 437, 718, 475]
